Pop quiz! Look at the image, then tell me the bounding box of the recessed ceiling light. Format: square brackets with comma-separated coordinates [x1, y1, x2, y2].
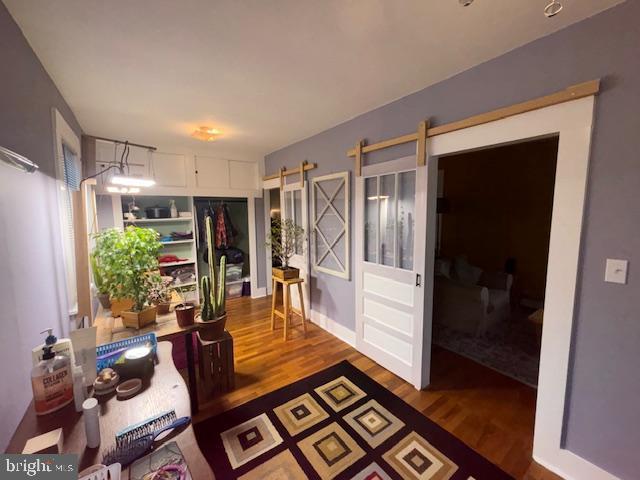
[192, 126, 222, 141]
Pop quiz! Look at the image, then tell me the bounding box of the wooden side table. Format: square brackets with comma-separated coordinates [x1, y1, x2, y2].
[271, 276, 307, 340]
[197, 330, 235, 395]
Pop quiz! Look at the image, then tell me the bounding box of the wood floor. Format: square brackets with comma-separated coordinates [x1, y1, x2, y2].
[192, 296, 561, 480]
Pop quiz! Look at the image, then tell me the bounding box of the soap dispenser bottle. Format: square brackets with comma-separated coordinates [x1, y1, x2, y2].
[31, 329, 73, 415]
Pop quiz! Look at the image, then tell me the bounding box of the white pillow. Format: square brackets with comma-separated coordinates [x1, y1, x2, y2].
[434, 258, 451, 278]
[453, 256, 482, 285]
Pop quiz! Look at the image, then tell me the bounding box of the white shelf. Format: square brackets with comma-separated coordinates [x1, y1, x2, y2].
[169, 281, 197, 289]
[160, 239, 194, 245]
[158, 260, 195, 268]
[125, 217, 193, 224]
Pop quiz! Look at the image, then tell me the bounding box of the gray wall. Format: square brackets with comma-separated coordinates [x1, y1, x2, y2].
[0, 0, 82, 450]
[265, 2, 639, 478]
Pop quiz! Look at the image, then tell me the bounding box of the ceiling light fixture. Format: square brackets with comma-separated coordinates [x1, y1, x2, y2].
[191, 126, 222, 142]
[544, 0, 563, 17]
[0, 145, 39, 173]
[459, 0, 474, 6]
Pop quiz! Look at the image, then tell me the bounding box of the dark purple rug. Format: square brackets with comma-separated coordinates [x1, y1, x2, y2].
[194, 360, 513, 479]
[169, 335, 199, 371]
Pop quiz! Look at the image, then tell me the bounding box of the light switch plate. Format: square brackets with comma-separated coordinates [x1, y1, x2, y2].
[605, 259, 628, 284]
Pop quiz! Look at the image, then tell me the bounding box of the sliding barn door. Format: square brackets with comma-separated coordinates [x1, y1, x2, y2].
[355, 155, 428, 388]
[281, 181, 310, 312]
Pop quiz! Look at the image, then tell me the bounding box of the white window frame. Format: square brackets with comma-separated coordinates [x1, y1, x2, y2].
[53, 109, 81, 316]
[311, 171, 350, 279]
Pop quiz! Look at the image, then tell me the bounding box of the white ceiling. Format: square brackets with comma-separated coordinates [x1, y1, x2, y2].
[6, 0, 624, 161]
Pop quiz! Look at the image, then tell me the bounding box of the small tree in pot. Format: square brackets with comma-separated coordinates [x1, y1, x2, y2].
[266, 218, 305, 279]
[96, 226, 162, 328]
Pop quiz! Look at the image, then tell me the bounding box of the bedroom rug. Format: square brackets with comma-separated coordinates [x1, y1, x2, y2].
[432, 319, 540, 387]
[194, 360, 513, 479]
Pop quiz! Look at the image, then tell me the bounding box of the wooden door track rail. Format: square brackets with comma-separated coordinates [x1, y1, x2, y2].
[347, 79, 600, 176]
[263, 161, 317, 188]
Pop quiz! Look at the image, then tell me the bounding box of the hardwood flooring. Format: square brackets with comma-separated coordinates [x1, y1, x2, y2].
[192, 296, 561, 480]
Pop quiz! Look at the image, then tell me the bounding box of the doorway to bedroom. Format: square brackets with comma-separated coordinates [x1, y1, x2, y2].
[431, 136, 558, 387]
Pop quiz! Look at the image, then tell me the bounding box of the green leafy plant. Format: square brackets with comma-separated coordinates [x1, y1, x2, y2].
[93, 226, 162, 312]
[200, 215, 227, 320]
[90, 253, 108, 295]
[266, 218, 305, 268]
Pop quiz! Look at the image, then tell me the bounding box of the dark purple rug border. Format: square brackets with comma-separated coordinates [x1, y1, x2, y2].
[194, 360, 514, 480]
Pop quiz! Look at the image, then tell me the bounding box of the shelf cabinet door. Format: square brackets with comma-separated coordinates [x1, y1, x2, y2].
[151, 152, 188, 187]
[195, 156, 230, 189]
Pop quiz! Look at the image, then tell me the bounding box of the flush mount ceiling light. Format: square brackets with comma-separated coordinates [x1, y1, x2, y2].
[544, 0, 563, 17]
[191, 126, 222, 142]
[458, 0, 474, 6]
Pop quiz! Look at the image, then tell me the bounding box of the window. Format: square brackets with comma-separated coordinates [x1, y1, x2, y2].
[363, 170, 415, 270]
[312, 171, 350, 279]
[54, 109, 81, 316]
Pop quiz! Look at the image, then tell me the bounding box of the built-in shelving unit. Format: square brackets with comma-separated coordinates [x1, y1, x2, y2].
[124, 217, 193, 225]
[120, 195, 200, 304]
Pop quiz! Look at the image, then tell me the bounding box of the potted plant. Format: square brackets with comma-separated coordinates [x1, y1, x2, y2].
[148, 276, 173, 315]
[266, 218, 305, 280]
[197, 215, 227, 340]
[90, 253, 111, 309]
[174, 285, 196, 327]
[98, 226, 162, 329]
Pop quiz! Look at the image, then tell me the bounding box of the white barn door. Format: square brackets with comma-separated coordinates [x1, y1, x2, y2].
[355, 155, 428, 388]
[281, 181, 310, 312]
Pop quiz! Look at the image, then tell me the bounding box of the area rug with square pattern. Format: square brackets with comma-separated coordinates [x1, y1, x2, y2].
[194, 360, 513, 479]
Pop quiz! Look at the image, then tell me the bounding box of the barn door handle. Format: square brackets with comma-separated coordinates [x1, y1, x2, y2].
[416, 274, 422, 287]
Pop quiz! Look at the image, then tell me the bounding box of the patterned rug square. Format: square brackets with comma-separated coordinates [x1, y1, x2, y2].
[194, 360, 514, 479]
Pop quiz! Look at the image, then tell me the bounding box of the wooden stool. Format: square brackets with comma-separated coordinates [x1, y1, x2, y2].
[270, 276, 307, 340]
[197, 330, 235, 395]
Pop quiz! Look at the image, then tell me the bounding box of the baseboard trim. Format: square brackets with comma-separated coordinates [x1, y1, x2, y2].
[310, 310, 356, 347]
[251, 287, 267, 299]
[533, 449, 620, 480]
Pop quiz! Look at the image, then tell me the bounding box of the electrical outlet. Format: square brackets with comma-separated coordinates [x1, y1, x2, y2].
[604, 259, 628, 285]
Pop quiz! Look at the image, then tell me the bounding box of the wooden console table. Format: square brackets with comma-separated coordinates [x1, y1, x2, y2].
[7, 342, 215, 479]
[95, 308, 202, 414]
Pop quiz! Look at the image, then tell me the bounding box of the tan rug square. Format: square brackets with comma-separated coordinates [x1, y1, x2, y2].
[297, 422, 365, 479]
[238, 450, 307, 480]
[273, 393, 329, 436]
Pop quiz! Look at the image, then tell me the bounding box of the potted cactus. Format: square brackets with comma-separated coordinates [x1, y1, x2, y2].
[197, 215, 227, 340]
[267, 218, 305, 280]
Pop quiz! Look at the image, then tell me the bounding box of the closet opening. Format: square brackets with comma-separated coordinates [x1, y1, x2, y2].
[194, 197, 251, 300]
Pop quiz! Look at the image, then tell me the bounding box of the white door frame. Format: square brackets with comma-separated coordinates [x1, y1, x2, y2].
[423, 96, 611, 480]
[263, 177, 280, 295]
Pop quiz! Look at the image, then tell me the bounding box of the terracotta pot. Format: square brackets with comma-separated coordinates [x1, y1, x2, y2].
[197, 314, 227, 341]
[272, 266, 299, 280]
[110, 298, 134, 317]
[156, 302, 171, 315]
[175, 303, 196, 327]
[121, 305, 157, 329]
[97, 293, 111, 309]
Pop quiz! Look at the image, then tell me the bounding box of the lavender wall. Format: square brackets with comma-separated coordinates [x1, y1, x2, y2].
[264, 2, 639, 477]
[0, 0, 82, 450]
